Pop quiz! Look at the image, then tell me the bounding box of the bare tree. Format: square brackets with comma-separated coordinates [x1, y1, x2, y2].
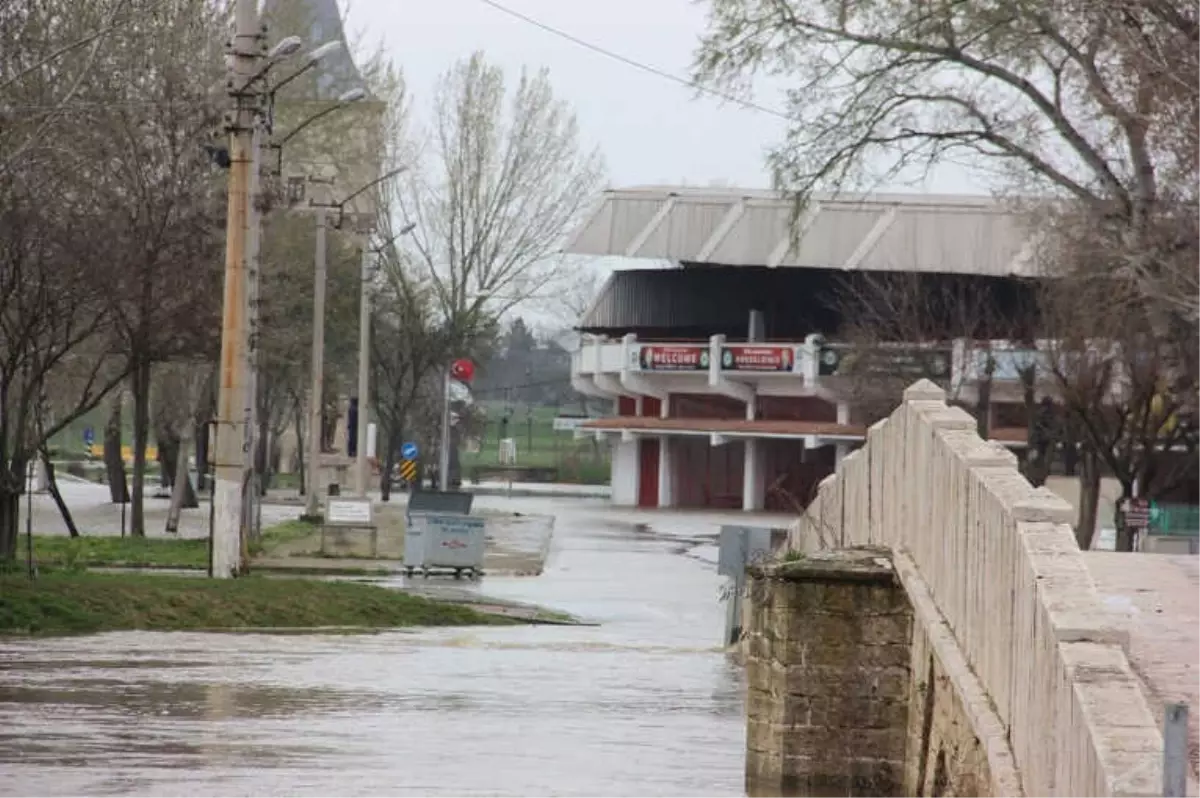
[396, 52, 605, 344]
[154, 361, 210, 533]
[1041, 273, 1197, 550]
[693, 0, 1198, 323]
[369, 247, 454, 499]
[372, 53, 603, 478]
[0, 172, 127, 560]
[827, 272, 1040, 432]
[77, 0, 227, 537]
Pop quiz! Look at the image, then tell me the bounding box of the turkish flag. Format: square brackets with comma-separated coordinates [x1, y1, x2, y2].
[450, 358, 475, 383]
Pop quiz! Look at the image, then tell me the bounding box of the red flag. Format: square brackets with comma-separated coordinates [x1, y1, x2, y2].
[450, 358, 475, 384]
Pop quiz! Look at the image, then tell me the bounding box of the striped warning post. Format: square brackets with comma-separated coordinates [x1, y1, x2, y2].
[399, 459, 417, 482]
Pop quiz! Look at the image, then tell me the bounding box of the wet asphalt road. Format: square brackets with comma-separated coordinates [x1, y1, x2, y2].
[0, 496, 774, 796]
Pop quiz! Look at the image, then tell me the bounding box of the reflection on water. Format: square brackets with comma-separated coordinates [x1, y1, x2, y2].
[0, 498, 747, 797]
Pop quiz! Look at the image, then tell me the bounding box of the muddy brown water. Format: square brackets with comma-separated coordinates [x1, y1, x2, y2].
[0, 496, 748, 796]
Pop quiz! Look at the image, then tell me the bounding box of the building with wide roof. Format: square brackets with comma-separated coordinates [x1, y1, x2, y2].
[565, 185, 1047, 511]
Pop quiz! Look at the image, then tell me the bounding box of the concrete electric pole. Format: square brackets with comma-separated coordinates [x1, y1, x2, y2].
[212, 0, 262, 578]
[305, 206, 329, 519]
[354, 241, 372, 496]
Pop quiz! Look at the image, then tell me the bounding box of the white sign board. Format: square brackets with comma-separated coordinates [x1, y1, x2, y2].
[366, 422, 377, 459]
[552, 416, 588, 431]
[325, 498, 374, 526]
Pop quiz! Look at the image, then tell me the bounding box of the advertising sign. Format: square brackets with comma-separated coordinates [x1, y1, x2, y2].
[818, 344, 952, 380]
[720, 346, 795, 372]
[639, 345, 709, 372]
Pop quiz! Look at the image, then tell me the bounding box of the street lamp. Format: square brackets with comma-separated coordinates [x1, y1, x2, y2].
[354, 219, 417, 496]
[303, 167, 410, 516]
[269, 88, 366, 176]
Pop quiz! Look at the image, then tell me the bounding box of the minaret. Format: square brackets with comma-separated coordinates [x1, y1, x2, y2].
[261, 0, 369, 101]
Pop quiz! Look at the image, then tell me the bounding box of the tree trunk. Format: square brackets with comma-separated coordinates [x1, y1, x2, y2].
[40, 452, 79, 538]
[194, 419, 210, 493]
[158, 430, 179, 490]
[256, 416, 270, 496]
[129, 357, 151, 537]
[975, 356, 994, 440]
[380, 425, 398, 502]
[1075, 448, 1101, 550]
[0, 481, 21, 562]
[1115, 482, 1136, 553]
[1062, 418, 1079, 477]
[103, 390, 128, 503]
[294, 403, 306, 495]
[165, 434, 195, 534]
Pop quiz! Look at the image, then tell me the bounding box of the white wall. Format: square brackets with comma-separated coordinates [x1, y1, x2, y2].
[789, 380, 1161, 798]
[611, 438, 639, 506]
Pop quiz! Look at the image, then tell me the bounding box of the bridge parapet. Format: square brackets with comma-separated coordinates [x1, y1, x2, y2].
[788, 379, 1162, 797]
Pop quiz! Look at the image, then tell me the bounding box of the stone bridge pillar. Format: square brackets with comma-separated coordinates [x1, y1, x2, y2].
[745, 548, 913, 797]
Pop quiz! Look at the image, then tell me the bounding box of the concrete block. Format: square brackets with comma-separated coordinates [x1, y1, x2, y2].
[1012, 488, 1076, 524]
[904, 379, 947, 402]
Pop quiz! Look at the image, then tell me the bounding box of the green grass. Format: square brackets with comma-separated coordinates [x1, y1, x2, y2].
[0, 572, 522, 635]
[17, 536, 209, 570]
[13, 519, 322, 572]
[248, 518, 320, 558]
[462, 406, 611, 484]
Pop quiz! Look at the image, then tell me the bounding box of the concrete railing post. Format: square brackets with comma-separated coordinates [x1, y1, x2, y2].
[1163, 702, 1189, 797]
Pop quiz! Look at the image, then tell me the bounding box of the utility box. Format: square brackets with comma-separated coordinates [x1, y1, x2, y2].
[404, 512, 486, 578]
[718, 525, 783, 578]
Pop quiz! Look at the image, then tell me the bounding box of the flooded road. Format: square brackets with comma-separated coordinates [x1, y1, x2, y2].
[0, 497, 767, 796]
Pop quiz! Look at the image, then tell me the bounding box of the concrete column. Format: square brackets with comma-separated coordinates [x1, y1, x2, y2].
[657, 436, 673, 508]
[743, 438, 766, 511]
[611, 437, 639, 506]
[748, 308, 765, 341]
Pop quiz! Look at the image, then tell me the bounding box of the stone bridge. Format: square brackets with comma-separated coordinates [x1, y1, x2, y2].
[744, 380, 1192, 797]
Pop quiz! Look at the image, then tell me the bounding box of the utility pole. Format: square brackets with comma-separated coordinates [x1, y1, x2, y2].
[354, 240, 372, 496]
[212, 0, 261, 578]
[244, 123, 264, 547]
[305, 206, 329, 519]
[438, 368, 452, 491]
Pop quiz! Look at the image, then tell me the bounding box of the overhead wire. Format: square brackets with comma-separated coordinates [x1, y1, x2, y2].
[473, 0, 793, 122]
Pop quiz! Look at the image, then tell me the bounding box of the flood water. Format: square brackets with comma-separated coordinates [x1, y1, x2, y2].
[0, 497, 751, 796]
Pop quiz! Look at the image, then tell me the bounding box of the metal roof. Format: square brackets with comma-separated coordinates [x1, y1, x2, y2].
[577, 266, 1040, 338]
[564, 186, 1041, 277]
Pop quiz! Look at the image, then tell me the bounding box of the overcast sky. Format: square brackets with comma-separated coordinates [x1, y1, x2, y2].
[341, 0, 989, 194]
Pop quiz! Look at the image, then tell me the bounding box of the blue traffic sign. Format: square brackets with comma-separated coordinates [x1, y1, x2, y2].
[400, 441, 419, 460]
[82, 426, 95, 446]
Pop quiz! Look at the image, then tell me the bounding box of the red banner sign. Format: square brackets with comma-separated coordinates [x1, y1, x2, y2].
[721, 346, 794, 372]
[638, 345, 709, 371]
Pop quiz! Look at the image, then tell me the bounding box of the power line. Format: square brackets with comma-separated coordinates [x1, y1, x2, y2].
[474, 0, 793, 122]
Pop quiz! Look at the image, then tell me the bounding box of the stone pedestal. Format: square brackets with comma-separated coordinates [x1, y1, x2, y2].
[317, 454, 352, 493]
[745, 548, 913, 797]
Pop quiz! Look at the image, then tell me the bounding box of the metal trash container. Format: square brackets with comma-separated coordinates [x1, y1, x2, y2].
[404, 512, 486, 577]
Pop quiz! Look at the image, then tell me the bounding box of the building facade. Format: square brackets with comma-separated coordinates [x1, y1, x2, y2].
[564, 186, 1044, 511]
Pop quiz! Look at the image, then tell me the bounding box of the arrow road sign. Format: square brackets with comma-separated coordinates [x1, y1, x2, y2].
[401, 441, 419, 460]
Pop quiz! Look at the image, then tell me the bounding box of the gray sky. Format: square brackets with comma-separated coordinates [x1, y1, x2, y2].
[343, 0, 989, 194]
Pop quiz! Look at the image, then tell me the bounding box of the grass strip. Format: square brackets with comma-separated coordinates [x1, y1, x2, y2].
[0, 572, 520, 635]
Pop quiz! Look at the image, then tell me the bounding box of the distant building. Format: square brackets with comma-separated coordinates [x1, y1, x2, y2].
[565, 186, 1045, 511]
[262, 0, 384, 473]
[262, 0, 384, 222]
